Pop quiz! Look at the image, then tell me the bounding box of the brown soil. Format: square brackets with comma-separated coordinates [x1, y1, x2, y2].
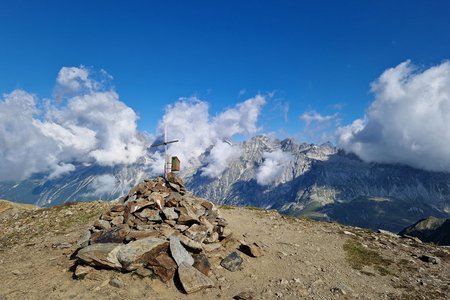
[1, 201, 449, 299]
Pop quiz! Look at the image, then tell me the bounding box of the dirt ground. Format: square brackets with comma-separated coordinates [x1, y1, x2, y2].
[1, 200, 449, 299]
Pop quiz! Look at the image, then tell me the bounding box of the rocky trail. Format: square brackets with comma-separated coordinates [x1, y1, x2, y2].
[1, 178, 450, 299]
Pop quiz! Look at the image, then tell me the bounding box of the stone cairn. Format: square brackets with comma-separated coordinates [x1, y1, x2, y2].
[73, 172, 252, 294]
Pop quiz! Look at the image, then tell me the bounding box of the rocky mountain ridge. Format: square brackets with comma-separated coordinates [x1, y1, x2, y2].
[399, 217, 450, 246]
[1, 135, 450, 232]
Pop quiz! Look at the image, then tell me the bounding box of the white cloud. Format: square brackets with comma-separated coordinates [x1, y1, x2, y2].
[337, 60, 450, 172]
[56, 66, 94, 93]
[0, 65, 266, 181]
[299, 110, 340, 143]
[256, 149, 293, 185]
[212, 95, 266, 137]
[149, 95, 266, 177]
[0, 67, 148, 181]
[200, 141, 241, 178]
[300, 111, 338, 125]
[85, 174, 117, 198]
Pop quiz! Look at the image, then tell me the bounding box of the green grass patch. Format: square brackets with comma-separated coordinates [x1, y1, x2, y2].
[343, 239, 392, 276]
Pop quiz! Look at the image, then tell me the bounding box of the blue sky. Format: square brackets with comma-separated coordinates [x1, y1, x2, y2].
[1, 0, 450, 140]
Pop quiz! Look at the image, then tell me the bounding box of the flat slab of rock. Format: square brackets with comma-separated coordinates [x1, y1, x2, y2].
[169, 236, 194, 266]
[77, 243, 122, 269]
[117, 237, 168, 270]
[178, 261, 214, 294]
[220, 251, 243, 272]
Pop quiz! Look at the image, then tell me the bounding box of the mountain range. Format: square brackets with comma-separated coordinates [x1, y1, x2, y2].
[1, 135, 449, 232]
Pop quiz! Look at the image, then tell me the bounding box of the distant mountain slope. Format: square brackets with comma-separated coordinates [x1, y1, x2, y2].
[1, 135, 450, 232]
[399, 217, 450, 246]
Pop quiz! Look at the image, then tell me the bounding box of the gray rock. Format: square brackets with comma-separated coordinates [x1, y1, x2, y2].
[178, 261, 214, 294]
[419, 255, 441, 264]
[169, 236, 194, 266]
[117, 237, 168, 271]
[111, 215, 124, 226]
[166, 172, 185, 188]
[378, 229, 400, 238]
[330, 287, 346, 295]
[134, 267, 153, 278]
[77, 230, 91, 248]
[94, 219, 111, 230]
[91, 224, 130, 244]
[193, 253, 211, 276]
[239, 242, 263, 257]
[220, 251, 243, 272]
[177, 234, 203, 250]
[185, 224, 208, 242]
[163, 207, 179, 220]
[204, 232, 219, 243]
[74, 265, 93, 279]
[52, 242, 72, 249]
[138, 209, 162, 221]
[77, 243, 122, 269]
[203, 242, 222, 252]
[175, 224, 189, 232]
[109, 278, 124, 288]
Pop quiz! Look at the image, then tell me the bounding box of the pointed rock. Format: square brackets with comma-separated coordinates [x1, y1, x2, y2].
[178, 262, 214, 294]
[77, 230, 91, 248]
[166, 172, 185, 188]
[169, 236, 194, 266]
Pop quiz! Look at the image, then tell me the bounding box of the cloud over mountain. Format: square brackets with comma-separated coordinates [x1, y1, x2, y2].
[0, 66, 266, 182]
[337, 60, 450, 172]
[0, 67, 147, 181]
[150, 96, 266, 177]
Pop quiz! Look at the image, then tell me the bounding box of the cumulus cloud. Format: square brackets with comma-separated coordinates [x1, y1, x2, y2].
[0, 66, 147, 181]
[256, 149, 293, 185]
[337, 60, 450, 172]
[0, 65, 266, 182]
[149, 96, 266, 177]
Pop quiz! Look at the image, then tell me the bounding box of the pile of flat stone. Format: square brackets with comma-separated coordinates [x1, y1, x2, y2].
[74, 172, 234, 294]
